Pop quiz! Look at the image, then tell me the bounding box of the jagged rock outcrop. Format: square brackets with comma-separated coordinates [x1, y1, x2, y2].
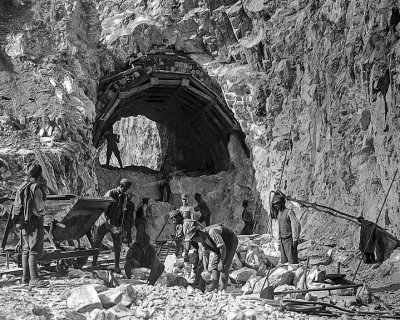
[1, 0, 400, 249]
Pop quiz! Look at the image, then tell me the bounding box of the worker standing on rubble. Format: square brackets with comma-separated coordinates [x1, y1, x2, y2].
[12, 163, 49, 288]
[124, 233, 165, 285]
[135, 198, 150, 244]
[240, 200, 254, 235]
[104, 129, 123, 169]
[186, 223, 238, 292]
[271, 191, 301, 264]
[169, 209, 185, 257]
[182, 218, 207, 292]
[179, 194, 196, 219]
[92, 178, 133, 273]
[194, 193, 211, 226]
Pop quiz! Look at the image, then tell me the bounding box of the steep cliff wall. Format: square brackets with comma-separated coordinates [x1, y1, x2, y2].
[94, 0, 400, 247]
[1, 0, 400, 249]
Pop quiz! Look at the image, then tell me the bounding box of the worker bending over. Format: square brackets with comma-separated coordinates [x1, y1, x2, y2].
[124, 233, 164, 285]
[186, 223, 238, 292]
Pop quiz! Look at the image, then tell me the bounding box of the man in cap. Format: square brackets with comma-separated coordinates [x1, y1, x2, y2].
[271, 191, 301, 264]
[186, 223, 238, 292]
[194, 193, 211, 226]
[240, 200, 254, 235]
[12, 163, 49, 288]
[93, 178, 133, 273]
[179, 194, 196, 220]
[124, 233, 165, 285]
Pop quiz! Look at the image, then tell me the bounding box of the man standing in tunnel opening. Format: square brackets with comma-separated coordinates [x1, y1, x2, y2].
[194, 193, 211, 226]
[92, 178, 133, 273]
[240, 200, 254, 235]
[186, 223, 238, 292]
[104, 129, 123, 169]
[271, 191, 301, 264]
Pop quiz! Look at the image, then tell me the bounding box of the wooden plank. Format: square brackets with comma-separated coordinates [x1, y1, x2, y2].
[119, 83, 153, 99]
[206, 108, 226, 133]
[100, 66, 142, 84]
[100, 98, 121, 121]
[212, 102, 235, 127]
[186, 85, 213, 102]
[119, 73, 152, 91]
[177, 92, 202, 110]
[189, 75, 237, 123]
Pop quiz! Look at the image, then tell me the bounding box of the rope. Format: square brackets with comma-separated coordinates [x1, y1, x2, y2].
[352, 168, 398, 281]
[277, 123, 292, 190]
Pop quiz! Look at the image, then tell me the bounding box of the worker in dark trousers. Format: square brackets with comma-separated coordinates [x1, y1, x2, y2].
[135, 198, 150, 244]
[124, 195, 135, 244]
[186, 223, 238, 292]
[271, 191, 301, 264]
[194, 193, 211, 226]
[13, 163, 49, 288]
[124, 233, 164, 285]
[92, 178, 133, 273]
[240, 200, 254, 235]
[104, 130, 123, 169]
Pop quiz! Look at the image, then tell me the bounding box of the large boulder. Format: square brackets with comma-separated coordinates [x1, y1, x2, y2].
[67, 285, 103, 313]
[229, 267, 257, 283]
[241, 275, 262, 294]
[98, 284, 138, 308]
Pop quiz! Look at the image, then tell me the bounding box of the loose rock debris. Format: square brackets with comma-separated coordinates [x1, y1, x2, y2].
[1, 234, 400, 319]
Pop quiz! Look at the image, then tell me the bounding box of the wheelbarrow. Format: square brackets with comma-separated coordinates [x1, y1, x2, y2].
[1, 195, 114, 273]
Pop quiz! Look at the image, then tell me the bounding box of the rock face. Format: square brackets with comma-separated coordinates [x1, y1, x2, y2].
[67, 285, 103, 313]
[1, 0, 400, 249]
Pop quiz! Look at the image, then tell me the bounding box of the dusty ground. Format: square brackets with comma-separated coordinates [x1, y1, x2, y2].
[0, 248, 400, 320]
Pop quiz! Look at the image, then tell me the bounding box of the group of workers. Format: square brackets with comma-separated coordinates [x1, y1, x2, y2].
[11, 163, 302, 292]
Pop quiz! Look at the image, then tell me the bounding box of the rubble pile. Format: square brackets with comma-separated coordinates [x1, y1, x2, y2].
[1, 234, 400, 319]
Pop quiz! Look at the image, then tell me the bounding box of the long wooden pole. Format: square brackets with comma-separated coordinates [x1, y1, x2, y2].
[352, 168, 398, 281]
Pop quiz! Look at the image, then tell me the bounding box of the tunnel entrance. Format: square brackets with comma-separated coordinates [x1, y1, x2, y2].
[94, 48, 241, 175]
[98, 115, 162, 170]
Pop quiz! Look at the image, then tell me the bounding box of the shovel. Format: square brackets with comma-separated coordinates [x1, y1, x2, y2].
[259, 265, 274, 299]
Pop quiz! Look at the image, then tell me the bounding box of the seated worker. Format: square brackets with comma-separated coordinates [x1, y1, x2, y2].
[169, 210, 184, 257]
[124, 233, 165, 285]
[186, 223, 238, 292]
[194, 193, 211, 226]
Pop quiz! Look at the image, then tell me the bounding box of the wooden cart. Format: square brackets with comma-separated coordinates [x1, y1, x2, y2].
[0, 195, 114, 273]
